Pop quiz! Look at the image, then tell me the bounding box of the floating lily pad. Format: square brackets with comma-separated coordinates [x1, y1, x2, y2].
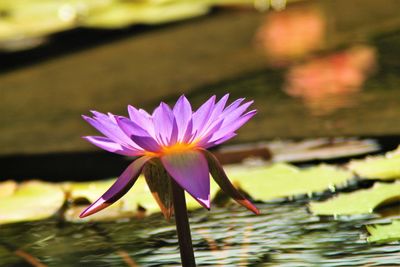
[225, 163, 353, 201]
[0, 0, 256, 42]
[348, 147, 400, 180]
[0, 180, 17, 197]
[309, 182, 400, 216]
[0, 0, 85, 40]
[83, 2, 209, 29]
[0, 181, 65, 225]
[367, 220, 400, 243]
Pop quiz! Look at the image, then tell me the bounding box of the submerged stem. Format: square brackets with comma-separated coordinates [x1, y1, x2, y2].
[171, 179, 196, 267]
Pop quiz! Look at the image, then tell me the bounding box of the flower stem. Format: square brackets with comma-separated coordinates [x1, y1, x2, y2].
[171, 179, 196, 267]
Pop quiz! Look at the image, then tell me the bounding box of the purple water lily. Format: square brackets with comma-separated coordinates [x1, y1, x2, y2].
[80, 94, 259, 219]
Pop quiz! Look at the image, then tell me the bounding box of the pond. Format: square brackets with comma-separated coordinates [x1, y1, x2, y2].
[1, 0, 400, 266]
[1, 200, 400, 266]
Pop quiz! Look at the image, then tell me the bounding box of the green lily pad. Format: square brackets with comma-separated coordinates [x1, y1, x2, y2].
[348, 147, 400, 180]
[0, 0, 80, 40]
[0, 181, 65, 225]
[83, 2, 209, 29]
[225, 163, 353, 201]
[309, 182, 400, 216]
[0, 180, 17, 197]
[367, 220, 400, 243]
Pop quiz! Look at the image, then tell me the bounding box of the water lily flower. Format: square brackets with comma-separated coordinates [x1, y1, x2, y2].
[80, 94, 259, 219]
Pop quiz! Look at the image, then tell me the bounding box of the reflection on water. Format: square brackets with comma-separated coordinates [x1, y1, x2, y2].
[1, 201, 400, 266]
[284, 45, 377, 115]
[256, 2, 326, 65]
[255, 2, 379, 116]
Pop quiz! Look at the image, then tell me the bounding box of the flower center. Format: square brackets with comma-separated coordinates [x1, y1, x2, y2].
[143, 140, 200, 157]
[161, 142, 197, 154]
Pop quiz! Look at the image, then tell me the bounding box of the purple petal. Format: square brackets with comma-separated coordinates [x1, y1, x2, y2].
[132, 135, 162, 153]
[205, 94, 229, 124]
[90, 110, 109, 120]
[192, 95, 216, 131]
[80, 156, 151, 218]
[170, 118, 179, 145]
[83, 113, 136, 149]
[220, 98, 245, 117]
[83, 136, 142, 156]
[116, 116, 150, 137]
[127, 106, 155, 137]
[182, 119, 193, 143]
[212, 94, 229, 117]
[195, 119, 224, 147]
[195, 94, 229, 139]
[207, 110, 257, 145]
[173, 95, 192, 141]
[202, 149, 260, 214]
[115, 117, 161, 152]
[219, 100, 254, 128]
[213, 133, 237, 145]
[161, 150, 210, 209]
[202, 133, 237, 149]
[152, 103, 174, 146]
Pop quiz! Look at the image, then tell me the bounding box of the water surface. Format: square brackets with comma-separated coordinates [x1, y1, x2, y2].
[1, 200, 399, 266]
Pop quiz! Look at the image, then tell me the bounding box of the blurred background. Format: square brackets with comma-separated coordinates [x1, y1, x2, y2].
[1, 0, 400, 180]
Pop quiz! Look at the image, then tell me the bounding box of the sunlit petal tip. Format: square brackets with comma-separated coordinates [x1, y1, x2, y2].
[79, 198, 111, 218]
[80, 156, 151, 218]
[81, 135, 92, 140]
[222, 93, 230, 98]
[207, 95, 216, 103]
[219, 93, 230, 103]
[81, 114, 91, 121]
[200, 198, 211, 210]
[245, 109, 257, 116]
[89, 110, 102, 117]
[178, 94, 187, 100]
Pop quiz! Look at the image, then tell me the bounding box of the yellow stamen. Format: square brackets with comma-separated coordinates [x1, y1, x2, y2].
[144, 141, 198, 157]
[161, 142, 197, 154]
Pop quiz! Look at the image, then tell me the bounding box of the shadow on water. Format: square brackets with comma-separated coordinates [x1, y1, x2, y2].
[0, 151, 128, 182]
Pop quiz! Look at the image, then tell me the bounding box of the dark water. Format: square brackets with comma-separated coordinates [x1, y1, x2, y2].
[1, 200, 399, 266]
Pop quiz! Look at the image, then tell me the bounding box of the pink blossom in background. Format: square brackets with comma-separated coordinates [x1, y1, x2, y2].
[284, 45, 377, 115]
